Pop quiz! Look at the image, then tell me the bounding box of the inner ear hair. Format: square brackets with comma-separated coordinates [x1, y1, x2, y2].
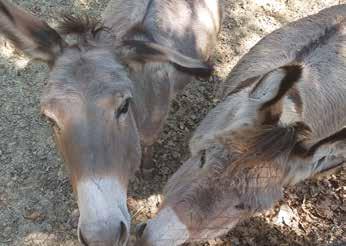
[122, 39, 213, 78]
[0, 0, 66, 62]
[122, 40, 166, 62]
[257, 64, 303, 110]
[250, 64, 303, 126]
[217, 121, 312, 178]
[219, 121, 311, 160]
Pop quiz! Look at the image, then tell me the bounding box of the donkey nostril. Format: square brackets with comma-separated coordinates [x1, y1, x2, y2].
[119, 221, 128, 244]
[78, 221, 129, 245]
[78, 229, 89, 246]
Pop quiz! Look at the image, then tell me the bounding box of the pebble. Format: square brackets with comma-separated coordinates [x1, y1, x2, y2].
[24, 211, 45, 222]
[4, 226, 12, 235]
[69, 209, 80, 228]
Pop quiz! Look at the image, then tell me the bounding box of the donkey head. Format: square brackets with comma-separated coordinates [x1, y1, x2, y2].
[136, 65, 345, 245]
[0, 1, 212, 245]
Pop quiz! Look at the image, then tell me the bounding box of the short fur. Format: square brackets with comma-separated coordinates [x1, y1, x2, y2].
[139, 5, 346, 246]
[0, 1, 13, 22]
[0, 0, 223, 245]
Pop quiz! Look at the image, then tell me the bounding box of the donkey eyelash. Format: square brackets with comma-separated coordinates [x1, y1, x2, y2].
[116, 98, 131, 119]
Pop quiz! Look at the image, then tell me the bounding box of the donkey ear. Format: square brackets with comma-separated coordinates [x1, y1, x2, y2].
[285, 128, 346, 185]
[122, 40, 213, 78]
[249, 64, 303, 125]
[0, 0, 65, 62]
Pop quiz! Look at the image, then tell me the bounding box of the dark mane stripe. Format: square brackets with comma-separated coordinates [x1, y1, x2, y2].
[295, 20, 344, 61]
[226, 20, 345, 98]
[58, 14, 106, 37]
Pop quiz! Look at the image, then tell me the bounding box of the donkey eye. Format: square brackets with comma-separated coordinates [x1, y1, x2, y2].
[116, 98, 131, 118]
[200, 150, 206, 168]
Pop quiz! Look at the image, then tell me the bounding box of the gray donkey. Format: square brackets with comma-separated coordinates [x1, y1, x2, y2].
[136, 5, 346, 246]
[0, 0, 222, 245]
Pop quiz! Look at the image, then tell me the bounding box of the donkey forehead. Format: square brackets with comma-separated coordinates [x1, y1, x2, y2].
[44, 47, 133, 102]
[189, 94, 245, 154]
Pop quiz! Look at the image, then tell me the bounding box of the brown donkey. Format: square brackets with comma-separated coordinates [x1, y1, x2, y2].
[136, 5, 346, 246]
[0, 0, 222, 245]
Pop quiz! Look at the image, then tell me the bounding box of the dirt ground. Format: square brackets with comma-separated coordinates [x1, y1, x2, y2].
[0, 0, 345, 245]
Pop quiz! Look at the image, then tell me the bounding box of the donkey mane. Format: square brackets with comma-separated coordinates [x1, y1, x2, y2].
[58, 15, 107, 38]
[219, 122, 311, 174]
[225, 19, 345, 99]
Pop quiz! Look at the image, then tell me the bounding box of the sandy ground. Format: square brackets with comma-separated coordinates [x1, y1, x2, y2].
[0, 0, 345, 245]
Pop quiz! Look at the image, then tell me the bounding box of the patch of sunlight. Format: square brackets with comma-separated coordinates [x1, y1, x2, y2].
[242, 33, 262, 52]
[274, 204, 299, 229]
[23, 232, 56, 245]
[128, 194, 163, 223]
[254, 0, 286, 12]
[0, 43, 14, 58]
[215, 61, 236, 80]
[0, 42, 29, 69]
[13, 57, 30, 69]
[79, 0, 89, 7]
[214, 33, 264, 80]
[22, 232, 76, 246]
[73, 0, 92, 10]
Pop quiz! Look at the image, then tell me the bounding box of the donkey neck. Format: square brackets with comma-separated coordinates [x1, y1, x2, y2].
[128, 65, 173, 146]
[296, 77, 346, 143]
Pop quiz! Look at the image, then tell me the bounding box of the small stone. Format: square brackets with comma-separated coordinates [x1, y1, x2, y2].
[4, 226, 11, 235]
[0, 192, 8, 207]
[24, 211, 45, 222]
[69, 209, 79, 228]
[275, 204, 295, 226]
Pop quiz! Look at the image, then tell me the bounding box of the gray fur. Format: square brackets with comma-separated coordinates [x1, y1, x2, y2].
[103, 0, 223, 145]
[0, 0, 222, 245]
[138, 5, 346, 245]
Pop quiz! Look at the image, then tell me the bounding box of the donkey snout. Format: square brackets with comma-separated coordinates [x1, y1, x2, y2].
[78, 220, 129, 246]
[76, 177, 131, 246]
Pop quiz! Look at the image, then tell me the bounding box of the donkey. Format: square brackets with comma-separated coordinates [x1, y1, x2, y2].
[135, 5, 346, 246]
[0, 0, 222, 245]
